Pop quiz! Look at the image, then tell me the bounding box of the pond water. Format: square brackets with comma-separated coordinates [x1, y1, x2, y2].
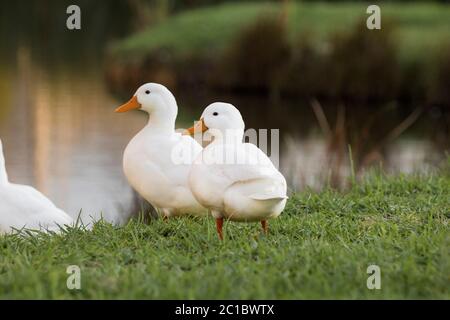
[0, 5, 446, 224]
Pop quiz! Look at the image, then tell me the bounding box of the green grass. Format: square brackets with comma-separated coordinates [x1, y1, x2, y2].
[111, 1, 450, 63]
[0, 170, 449, 299]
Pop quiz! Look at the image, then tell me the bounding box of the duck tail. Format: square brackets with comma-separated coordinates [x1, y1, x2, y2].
[0, 138, 8, 184]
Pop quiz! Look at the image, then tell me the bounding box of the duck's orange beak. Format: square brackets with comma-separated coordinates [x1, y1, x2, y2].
[115, 96, 141, 113]
[184, 118, 208, 136]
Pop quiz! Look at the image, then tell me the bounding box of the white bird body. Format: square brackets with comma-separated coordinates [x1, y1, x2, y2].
[187, 102, 287, 238]
[0, 139, 73, 234]
[123, 126, 205, 216]
[190, 142, 287, 221]
[116, 83, 206, 217]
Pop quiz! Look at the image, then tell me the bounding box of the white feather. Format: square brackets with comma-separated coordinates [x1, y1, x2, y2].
[189, 103, 288, 222]
[0, 139, 73, 234]
[120, 83, 207, 217]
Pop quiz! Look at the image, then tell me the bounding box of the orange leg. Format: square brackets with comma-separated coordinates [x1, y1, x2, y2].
[261, 220, 268, 234]
[216, 218, 224, 240]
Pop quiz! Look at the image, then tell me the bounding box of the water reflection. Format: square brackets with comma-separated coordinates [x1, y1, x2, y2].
[0, 46, 146, 223]
[282, 137, 439, 191]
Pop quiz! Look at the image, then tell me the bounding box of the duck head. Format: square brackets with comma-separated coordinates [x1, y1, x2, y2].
[115, 83, 178, 130]
[186, 102, 245, 143]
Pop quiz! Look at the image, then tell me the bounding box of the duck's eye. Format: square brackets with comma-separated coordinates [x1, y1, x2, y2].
[145, 90, 151, 94]
[213, 112, 219, 116]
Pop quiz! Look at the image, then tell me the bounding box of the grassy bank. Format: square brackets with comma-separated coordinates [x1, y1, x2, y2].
[0, 170, 449, 299]
[111, 2, 450, 62]
[107, 2, 450, 103]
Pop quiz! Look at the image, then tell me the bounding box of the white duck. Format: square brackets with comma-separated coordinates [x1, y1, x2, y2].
[186, 103, 287, 240]
[0, 139, 73, 234]
[115, 83, 206, 218]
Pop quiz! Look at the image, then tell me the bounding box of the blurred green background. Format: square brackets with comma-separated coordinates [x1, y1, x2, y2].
[0, 0, 448, 221]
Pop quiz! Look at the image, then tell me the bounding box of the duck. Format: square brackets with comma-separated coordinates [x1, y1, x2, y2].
[186, 102, 288, 240]
[0, 138, 73, 234]
[115, 83, 206, 218]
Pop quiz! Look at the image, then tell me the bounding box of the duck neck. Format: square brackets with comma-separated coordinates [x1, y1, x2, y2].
[145, 114, 175, 133]
[144, 109, 177, 134]
[0, 143, 8, 185]
[210, 129, 244, 146]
